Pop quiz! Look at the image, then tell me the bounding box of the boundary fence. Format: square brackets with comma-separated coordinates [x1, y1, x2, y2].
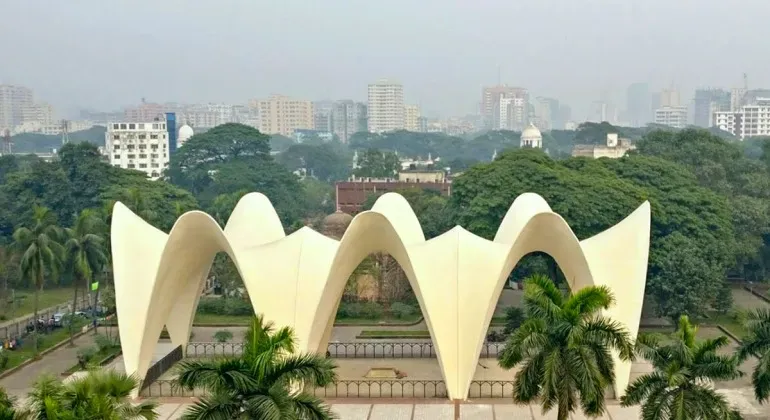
[185, 341, 506, 359]
[140, 378, 516, 399]
[0, 296, 91, 340]
[141, 345, 183, 390]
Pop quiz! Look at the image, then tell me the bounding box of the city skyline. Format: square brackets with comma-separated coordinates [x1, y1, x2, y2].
[3, 1, 770, 119]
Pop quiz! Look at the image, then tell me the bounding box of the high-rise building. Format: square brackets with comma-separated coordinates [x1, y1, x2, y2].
[692, 89, 731, 128]
[104, 118, 170, 180]
[124, 102, 165, 122]
[660, 89, 681, 107]
[626, 83, 651, 127]
[654, 106, 688, 128]
[532, 97, 557, 131]
[367, 79, 405, 133]
[331, 100, 367, 143]
[0, 85, 34, 130]
[258, 95, 314, 137]
[313, 100, 334, 133]
[481, 85, 528, 130]
[715, 97, 770, 139]
[404, 104, 421, 132]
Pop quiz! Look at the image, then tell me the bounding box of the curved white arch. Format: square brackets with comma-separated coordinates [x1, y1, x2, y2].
[112, 192, 650, 401]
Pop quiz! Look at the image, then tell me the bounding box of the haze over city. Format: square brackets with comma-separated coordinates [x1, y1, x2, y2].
[3, 0, 770, 118]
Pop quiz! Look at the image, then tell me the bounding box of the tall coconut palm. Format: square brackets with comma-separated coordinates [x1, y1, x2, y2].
[0, 387, 25, 420]
[64, 209, 108, 345]
[737, 308, 770, 404]
[175, 315, 338, 419]
[622, 315, 743, 419]
[497, 274, 635, 420]
[25, 370, 158, 419]
[12, 205, 64, 353]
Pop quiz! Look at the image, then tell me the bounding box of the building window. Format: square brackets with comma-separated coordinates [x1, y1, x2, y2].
[150, 134, 158, 139]
[127, 145, 135, 150]
[151, 153, 159, 158]
[113, 145, 120, 150]
[138, 134, 146, 139]
[152, 123, 159, 129]
[113, 124, 119, 129]
[162, 124, 166, 129]
[139, 163, 147, 168]
[151, 163, 159, 168]
[113, 154, 120, 159]
[129, 123, 136, 129]
[127, 154, 135, 159]
[151, 145, 158, 150]
[127, 164, 135, 169]
[120, 124, 127, 129]
[138, 123, 145, 129]
[138, 144, 146, 149]
[139, 154, 147, 158]
[113, 135, 120, 140]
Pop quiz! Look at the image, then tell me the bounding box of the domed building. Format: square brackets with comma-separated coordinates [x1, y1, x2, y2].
[520, 123, 543, 148]
[322, 210, 353, 240]
[177, 124, 194, 147]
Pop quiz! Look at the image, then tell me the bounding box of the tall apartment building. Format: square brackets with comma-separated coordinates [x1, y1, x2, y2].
[715, 98, 770, 139]
[532, 97, 557, 131]
[104, 119, 170, 180]
[0, 85, 34, 130]
[332, 101, 367, 143]
[659, 89, 680, 107]
[367, 79, 405, 133]
[404, 104, 421, 132]
[654, 106, 688, 128]
[626, 83, 651, 127]
[124, 102, 165, 122]
[313, 101, 334, 133]
[693, 89, 731, 127]
[258, 95, 314, 137]
[481, 85, 528, 130]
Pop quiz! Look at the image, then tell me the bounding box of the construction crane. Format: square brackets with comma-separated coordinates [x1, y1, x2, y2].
[2, 129, 11, 155]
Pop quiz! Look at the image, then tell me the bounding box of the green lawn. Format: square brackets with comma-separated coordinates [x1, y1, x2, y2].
[0, 288, 76, 321]
[357, 330, 431, 339]
[63, 347, 122, 375]
[705, 312, 748, 339]
[0, 320, 88, 374]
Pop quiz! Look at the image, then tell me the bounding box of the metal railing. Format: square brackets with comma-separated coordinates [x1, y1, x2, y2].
[140, 379, 516, 399]
[185, 341, 506, 359]
[141, 345, 183, 390]
[0, 296, 91, 340]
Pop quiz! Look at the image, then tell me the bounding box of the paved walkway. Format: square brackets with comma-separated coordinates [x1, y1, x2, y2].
[151, 402, 641, 419]
[0, 332, 100, 398]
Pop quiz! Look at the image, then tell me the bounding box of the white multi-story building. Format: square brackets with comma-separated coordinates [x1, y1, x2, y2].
[368, 79, 405, 133]
[654, 106, 688, 128]
[0, 85, 34, 130]
[715, 98, 770, 139]
[404, 104, 421, 132]
[104, 119, 170, 180]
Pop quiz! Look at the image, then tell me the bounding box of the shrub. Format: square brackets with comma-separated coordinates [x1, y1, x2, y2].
[196, 297, 252, 316]
[94, 334, 120, 353]
[502, 307, 525, 335]
[389, 302, 417, 319]
[0, 353, 8, 370]
[77, 347, 97, 369]
[213, 330, 233, 343]
[337, 302, 384, 319]
[487, 330, 506, 342]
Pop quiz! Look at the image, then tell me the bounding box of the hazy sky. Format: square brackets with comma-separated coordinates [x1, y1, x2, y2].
[2, 0, 769, 119]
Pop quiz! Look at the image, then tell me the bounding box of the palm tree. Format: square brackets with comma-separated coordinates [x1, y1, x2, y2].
[25, 370, 158, 419]
[175, 315, 338, 419]
[64, 209, 108, 345]
[737, 308, 770, 404]
[497, 274, 635, 420]
[622, 315, 743, 419]
[12, 205, 64, 353]
[0, 387, 25, 420]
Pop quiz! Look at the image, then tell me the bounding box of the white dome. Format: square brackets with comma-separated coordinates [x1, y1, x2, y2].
[520, 123, 543, 149]
[178, 124, 194, 146]
[521, 123, 542, 139]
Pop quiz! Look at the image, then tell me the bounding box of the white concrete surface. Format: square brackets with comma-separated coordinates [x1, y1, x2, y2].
[113, 192, 651, 400]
